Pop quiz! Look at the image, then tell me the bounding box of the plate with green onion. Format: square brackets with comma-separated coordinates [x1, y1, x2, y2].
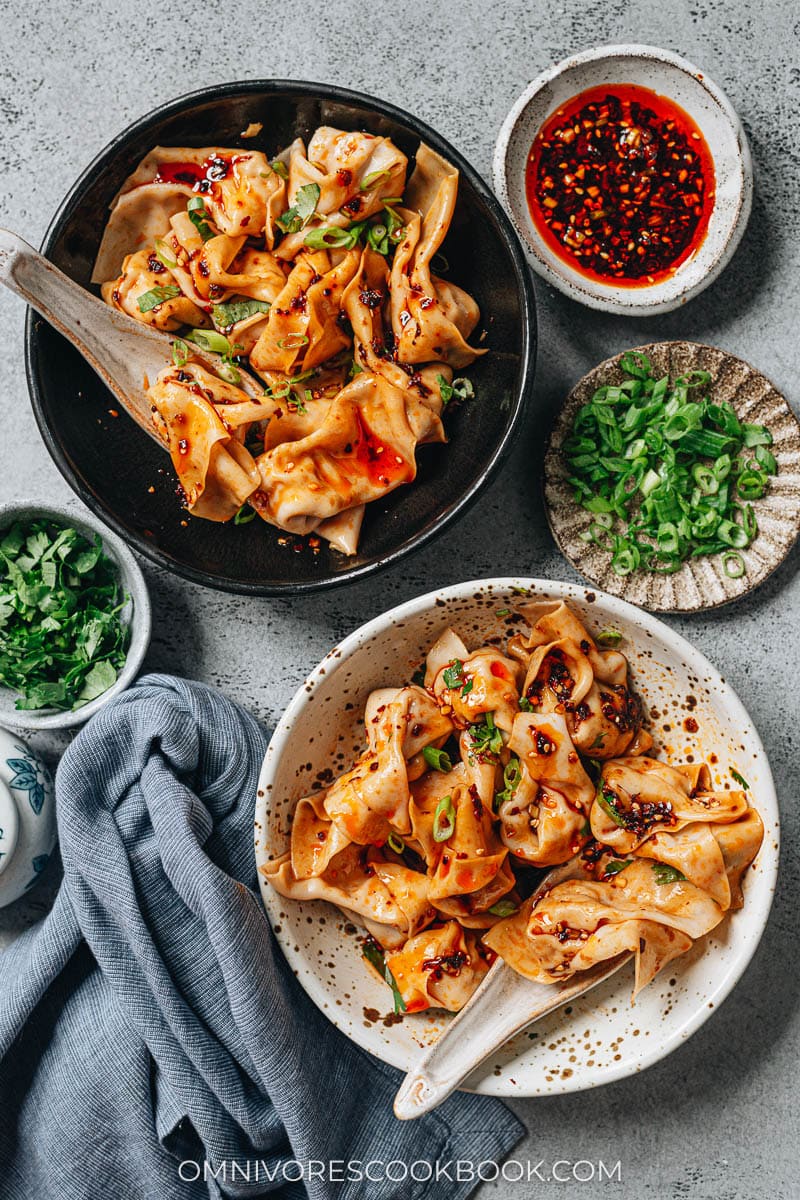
[544, 342, 800, 611]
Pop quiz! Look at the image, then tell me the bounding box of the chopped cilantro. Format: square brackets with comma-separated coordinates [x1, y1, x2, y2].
[0, 520, 130, 711]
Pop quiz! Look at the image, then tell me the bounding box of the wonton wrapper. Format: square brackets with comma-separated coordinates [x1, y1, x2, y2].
[274, 129, 408, 261]
[389, 144, 486, 368]
[385, 921, 490, 1013]
[251, 370, 443, 534]
[147, 362, 262, 520]
[510, 601, 648, 760]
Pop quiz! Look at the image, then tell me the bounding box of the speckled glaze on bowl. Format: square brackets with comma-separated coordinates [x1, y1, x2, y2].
[545, 342, 800, 613]
[254, 578, 778, 1098]
[493, 45, 752, 315]
[0, 500, 151, 731]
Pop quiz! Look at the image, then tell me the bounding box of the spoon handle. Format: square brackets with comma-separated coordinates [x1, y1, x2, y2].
[393, 954, 629, 1120]
[0, 228, 166, 442]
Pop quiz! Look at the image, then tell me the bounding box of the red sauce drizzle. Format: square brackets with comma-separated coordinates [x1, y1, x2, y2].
[154, 154, 233, 191]
[526, 84, 716, 286]
[352, 413, 412, 488]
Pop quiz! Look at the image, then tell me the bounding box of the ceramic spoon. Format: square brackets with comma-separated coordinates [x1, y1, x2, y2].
[393, 858, 632, 1120]
[0, 228, 263, 446]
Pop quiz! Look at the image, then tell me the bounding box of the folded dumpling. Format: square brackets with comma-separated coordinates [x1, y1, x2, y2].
[101, 249, 209, 332]
[384, 921, 491, 1012]
[388, 144, 486, 368]
[251, 370, 444, 534]
[146, 361, 262, 520]
[273, 129, 408, 260]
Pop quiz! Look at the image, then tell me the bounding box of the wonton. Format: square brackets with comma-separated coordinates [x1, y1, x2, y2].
[261, 600, 763, 1015]
[94, 129, 485, 554]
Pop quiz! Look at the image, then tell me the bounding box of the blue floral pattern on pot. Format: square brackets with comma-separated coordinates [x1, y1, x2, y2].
[7, 744, 52, 816]
[25, 853, 51, 890]
[0, 728, 57, 908]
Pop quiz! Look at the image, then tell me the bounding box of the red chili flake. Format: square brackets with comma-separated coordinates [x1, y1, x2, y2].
[526, 84, 716, 285]
[359, 288, 384, 310]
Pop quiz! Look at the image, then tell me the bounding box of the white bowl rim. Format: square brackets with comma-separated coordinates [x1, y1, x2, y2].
[255, 575, 779, 1096]
[0, 498, 152, 730]
[492, 43, 754, 316]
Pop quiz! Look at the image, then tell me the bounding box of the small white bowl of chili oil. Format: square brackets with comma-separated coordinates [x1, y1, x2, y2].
[493, 45, 752, 315]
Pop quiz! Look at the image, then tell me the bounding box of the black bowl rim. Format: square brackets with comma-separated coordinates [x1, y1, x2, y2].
[25, 78, 537, 596]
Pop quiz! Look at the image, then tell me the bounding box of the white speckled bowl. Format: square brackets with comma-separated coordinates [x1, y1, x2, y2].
[0, 501, 151, 731]
[493, 45, 753, 315]
[254, 578, 778, 1097]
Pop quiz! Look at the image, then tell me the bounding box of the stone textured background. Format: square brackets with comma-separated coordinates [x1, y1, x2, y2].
[1, 1, 798, 1195]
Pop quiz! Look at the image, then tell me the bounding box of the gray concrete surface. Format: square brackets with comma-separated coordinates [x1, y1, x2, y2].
[1, 1, 798, 1196]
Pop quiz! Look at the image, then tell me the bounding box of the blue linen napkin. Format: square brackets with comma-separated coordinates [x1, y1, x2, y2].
[0, 675, 523, 1199]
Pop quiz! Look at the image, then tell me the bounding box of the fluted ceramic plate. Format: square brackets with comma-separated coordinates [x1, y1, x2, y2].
[545, 341, 800, 612]
[254, 578, 779, 1096]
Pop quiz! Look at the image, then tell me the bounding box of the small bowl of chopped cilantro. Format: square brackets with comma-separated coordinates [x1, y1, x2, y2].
[544, 341, 800, 612]
[0, 502, 151, 729]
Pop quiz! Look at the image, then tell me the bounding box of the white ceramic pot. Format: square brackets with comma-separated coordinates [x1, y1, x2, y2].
[0, 727, 56, 907]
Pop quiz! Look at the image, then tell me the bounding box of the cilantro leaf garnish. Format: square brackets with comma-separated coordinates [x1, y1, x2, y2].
[276, 183, 321, 234]
[0, 520, 130, 712]
[469, 712, 504, 757]
[652, 863, 686, 885]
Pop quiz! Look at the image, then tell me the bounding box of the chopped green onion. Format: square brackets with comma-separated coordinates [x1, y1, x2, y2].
[596, 786, 626, 827]
[137, 285, 181, 313]
[423, 745, 452, 773]
[469, 711, 504, 757]
[717, 519, 749, 549]
[270, 158, 289, 180]
[304, 224, 361, 250]
[362, 939, 406, 1014]
[387, 832, 405, 854]
[596, 627, 623, 647]
[367, 223, 389, 255]
[488, 899, 519, 917]
[185, 329, 236, 356]
[433, 795, 456, 843]
[234, 505, 256, 525]
[217, 359, 241, 384]
[755, 444, 777, 474]
[154, 237, 178, 268]
[722, 551, 745, 578]
[562, 351, 777, 580]
[494, 756, 522, 809]
[276, 334, 310, 351]
[730, 769, 750, 790]
[187, 196, 215, 241]
[171, 338, 189, 367]
[741, 423, 772, 447]
[692, 463, 719, 495]
[360, 167, 391, 191]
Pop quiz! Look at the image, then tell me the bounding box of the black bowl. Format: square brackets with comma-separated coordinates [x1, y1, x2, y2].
[26, 81, 537, 595]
